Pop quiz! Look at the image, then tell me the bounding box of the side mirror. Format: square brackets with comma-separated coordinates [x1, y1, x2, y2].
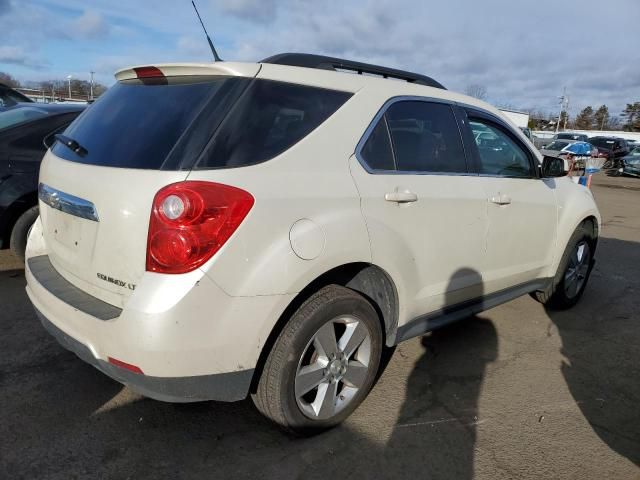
[541, 155, 569, 177]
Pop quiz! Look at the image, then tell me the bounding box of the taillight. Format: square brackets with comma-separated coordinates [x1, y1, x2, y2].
[146, 181, 254, 274]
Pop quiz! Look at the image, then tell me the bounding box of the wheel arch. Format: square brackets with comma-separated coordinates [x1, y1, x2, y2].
[582, 215, 599, 252]
[249, 262, 399, 393]
[1, 190, 38, 249]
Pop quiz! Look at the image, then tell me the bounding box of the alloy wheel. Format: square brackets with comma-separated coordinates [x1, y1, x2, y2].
[564, 240, 591, 299]
[294, 315, 372, 420]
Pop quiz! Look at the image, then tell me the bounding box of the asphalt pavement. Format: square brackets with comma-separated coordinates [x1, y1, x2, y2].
[1, 173, 638, 479]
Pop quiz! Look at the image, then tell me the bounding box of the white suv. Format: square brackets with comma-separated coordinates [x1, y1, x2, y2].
[25, 54, 600, 433]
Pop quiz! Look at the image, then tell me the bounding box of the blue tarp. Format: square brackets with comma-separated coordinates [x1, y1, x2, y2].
[564, 142, 592, 156]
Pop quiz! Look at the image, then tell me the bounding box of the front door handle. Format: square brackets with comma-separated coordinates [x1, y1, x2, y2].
[490, 193, 512, 205]
[385, 191, 418, 203]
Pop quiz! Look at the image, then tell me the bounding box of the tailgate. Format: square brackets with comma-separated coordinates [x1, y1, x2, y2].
[38, 153, 188, 307]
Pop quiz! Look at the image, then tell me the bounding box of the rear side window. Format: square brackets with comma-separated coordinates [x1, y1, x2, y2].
[52, 77, 246, 169]
[385, 101, 467, 173]
[360, 118, 395, 170]
[196, 80, 351, 169]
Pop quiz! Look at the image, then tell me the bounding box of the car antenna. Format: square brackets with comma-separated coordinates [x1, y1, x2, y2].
[191, 0, 222, 62]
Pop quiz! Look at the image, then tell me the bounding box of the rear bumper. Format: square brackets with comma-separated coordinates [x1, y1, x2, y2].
[25, 247, 294, 403]
[36, 307, 253, 402]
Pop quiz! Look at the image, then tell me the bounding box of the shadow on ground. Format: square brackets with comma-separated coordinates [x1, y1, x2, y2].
[545, 236, 640, 466]
[0, 237, 638, 479]
[0, 266, 495, 479]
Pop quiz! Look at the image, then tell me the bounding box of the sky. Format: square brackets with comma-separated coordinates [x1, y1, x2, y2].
[1, 0, 638, 117]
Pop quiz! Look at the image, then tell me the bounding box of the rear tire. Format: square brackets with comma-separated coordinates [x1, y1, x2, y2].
[532, 222, 595, 309]
[9, 206, 39, 263]
[252, 285, 383, 435]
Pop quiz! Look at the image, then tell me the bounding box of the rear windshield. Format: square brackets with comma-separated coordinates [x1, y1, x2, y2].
[589, 138, 615, 148]
[52, 76, 352, 170]
[52, 77, 246, 169]
[556, 133, 584, 140]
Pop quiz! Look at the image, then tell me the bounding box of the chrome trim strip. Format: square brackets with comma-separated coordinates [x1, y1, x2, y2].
[38, 183, 99, 222]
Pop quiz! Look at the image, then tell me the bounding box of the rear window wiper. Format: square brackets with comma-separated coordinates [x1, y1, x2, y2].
[54, 134, 88, 157]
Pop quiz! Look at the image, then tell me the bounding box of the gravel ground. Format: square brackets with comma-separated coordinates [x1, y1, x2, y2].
[0, 174, 638, 479]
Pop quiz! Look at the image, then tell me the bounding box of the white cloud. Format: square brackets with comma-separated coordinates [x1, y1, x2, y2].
[1, 0, 639, 116]
[177, 35, 213, 59]
[73, 10, 110, 39]
[217, 0, 278, 23]
[0, 46, 46, 69]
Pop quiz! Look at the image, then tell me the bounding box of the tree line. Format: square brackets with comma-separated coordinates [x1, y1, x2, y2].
[464, 83, 639, 132]
[0, 71, 107, 99]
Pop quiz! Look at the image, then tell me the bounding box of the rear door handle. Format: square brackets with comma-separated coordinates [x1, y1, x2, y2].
[490, 193, 512, 205]
[385, 191, 418, 203]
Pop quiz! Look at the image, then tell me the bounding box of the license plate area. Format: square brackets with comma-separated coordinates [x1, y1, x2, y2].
[42, 205, 98, 268]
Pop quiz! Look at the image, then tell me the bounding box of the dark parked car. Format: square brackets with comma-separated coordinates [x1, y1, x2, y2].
[619, 147, 640, 177]
[0, 83, 33, 110]
[553, 132, 589, 142]
[0, 102, 85, 259]
[588, 136, 630, 166]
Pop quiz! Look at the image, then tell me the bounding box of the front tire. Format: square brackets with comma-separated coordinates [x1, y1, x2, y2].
[252, 285, 383, 434]
[10, 206, 39, 263]
[533, 222, 595, 309]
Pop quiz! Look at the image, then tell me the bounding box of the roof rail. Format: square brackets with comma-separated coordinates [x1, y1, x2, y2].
[261, 53, 446, 90]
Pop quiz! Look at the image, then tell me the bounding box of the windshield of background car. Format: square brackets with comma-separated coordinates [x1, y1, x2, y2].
[0, 106, 51, 130]
[545, 141, 569, 151]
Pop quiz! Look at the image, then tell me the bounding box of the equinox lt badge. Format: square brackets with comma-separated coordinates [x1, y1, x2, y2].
[97, 273, 136, 291]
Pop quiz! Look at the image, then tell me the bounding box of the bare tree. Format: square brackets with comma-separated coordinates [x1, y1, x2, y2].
[464, 84, 487, 101]
[0, 71, 20, 88]
[608, 115, 622, 130]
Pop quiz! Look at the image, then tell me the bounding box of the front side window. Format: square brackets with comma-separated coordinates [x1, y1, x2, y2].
[384, 101, 467, 173]
[469, 119, 533, 177]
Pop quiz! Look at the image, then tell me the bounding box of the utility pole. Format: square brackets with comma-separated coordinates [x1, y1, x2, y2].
[90, 71, 95, 100]
[563, 94, 570, 130]
[67, 75, 72, 100]
[556, 87, 568, 133]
